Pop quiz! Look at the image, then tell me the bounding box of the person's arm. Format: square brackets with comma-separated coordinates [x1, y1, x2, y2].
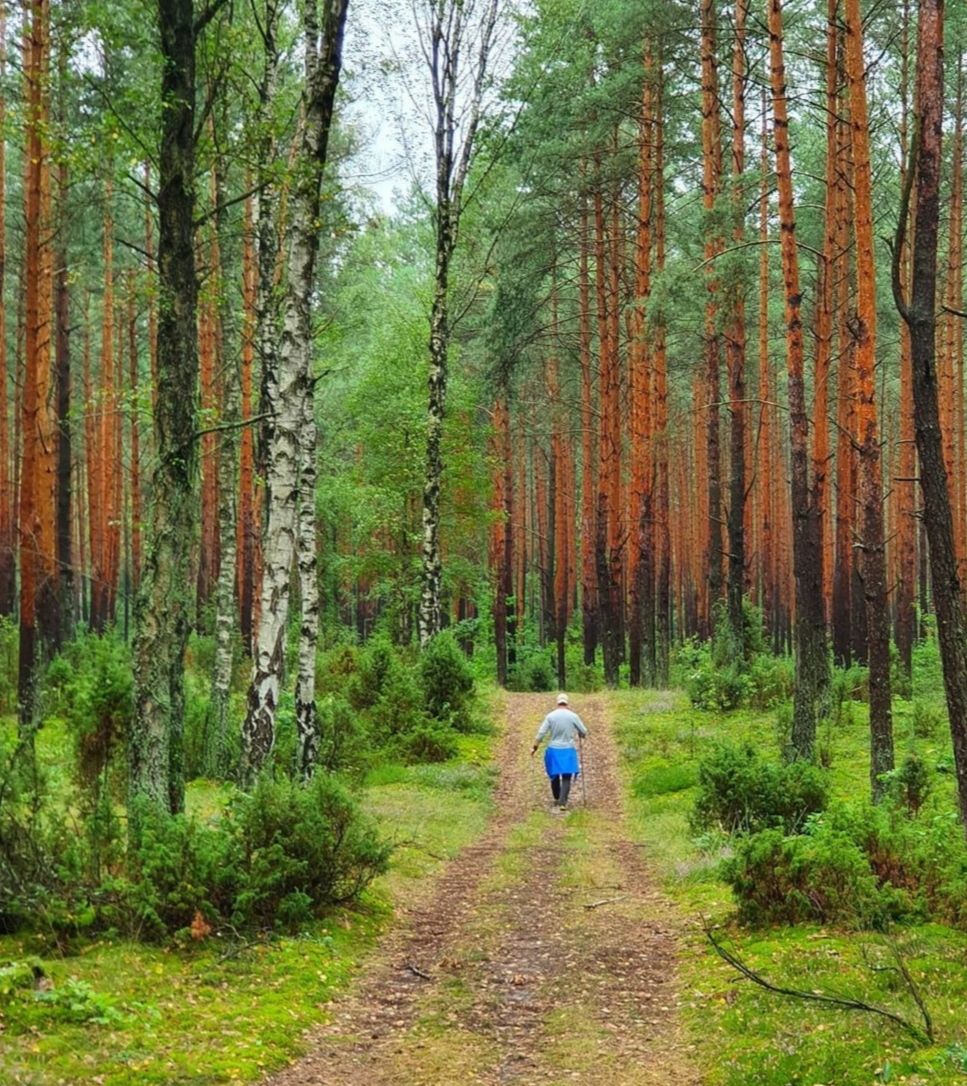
[531, 717, 549, 755]
[573, 714, 588, 737]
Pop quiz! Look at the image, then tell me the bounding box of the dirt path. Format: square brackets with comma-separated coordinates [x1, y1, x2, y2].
[265, 693, 700, 1086]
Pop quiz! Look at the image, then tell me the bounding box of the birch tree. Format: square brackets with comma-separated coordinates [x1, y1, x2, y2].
[242, 0, 349, 779]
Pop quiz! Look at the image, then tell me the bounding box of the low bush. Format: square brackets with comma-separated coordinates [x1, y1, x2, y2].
[222, 773, 392, 929]
[2, 760, 391, 941]
[691, 742, 828, 835]
[314, 695, 370, 777]
[725, 825, 900, 928]
[633, 760, 698, 799]
[420, 631, 475, 731]
[682, 640, 749, 710]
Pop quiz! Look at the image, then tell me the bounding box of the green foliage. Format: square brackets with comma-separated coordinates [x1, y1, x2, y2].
[633, 760, 698, 799]
[420, 631, 475, 731]
[391, 718, 459, 763]
[912, 700, 945, 740]
[314, 694, 370, 777]
[679, 633, 795, 712]
[317, 633, 480, 766]
[222, 774, 392, 930]
[0, 616, 18, 716]
[42, 633, 133, 793]
[725, 826, 896, 928]
[885, 752, 933, 817]
[512, 652, 556, 693]
[564, 641, 603, 693]
[691, 742, 829, 835]
[681, 641, 749, 711]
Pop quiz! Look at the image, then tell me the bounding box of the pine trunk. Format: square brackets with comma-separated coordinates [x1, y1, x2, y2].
[897, 0, 967, 831]
[768, 0, 828, 759]
[845, 0, 893, 798]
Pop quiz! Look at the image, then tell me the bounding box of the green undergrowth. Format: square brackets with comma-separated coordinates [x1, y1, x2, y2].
[0, 720, 497, 1085]
[612, 686, 967, 1086]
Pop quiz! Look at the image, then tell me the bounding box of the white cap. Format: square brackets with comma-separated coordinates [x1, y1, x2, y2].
[556, 693, 569, 705]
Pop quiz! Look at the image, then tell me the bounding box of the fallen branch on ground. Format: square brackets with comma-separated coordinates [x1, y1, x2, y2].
[584, 896, 626, 910]
[703, 921, 934, 1045]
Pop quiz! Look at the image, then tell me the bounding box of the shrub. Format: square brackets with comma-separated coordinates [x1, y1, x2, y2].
[745, 654, 794, 710]
[564, 642, 603, 693]
[43, 633, 133, 794]
[224, 774, 391, 928]
[691, 742, 828, 835]
[420, 631, 475, 730]
[633, 760, 698, 799]
[349, 634, 399, 711]
[912, 701, 944, 739]
[392, 718, 458, 763]
[725, 826, 899, 928]
[314, 695, 370, 777]
[103, 775, 391, 938]
[682, 641, 750, 710]
[885, 752, 932, 817]
[508, 651, 556, 693]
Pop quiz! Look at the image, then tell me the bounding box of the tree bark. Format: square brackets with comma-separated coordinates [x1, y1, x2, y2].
[130, 0, 200, 815]
[725, 0, 748, 653]
[844, 0, 893, 798]
[768, 0, 828, 759]
[242, 0, 348, 779]
[895, 0, 967, 831]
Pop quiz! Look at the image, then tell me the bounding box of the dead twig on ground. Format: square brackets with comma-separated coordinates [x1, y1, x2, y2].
[584, 896, 626, 910]
[703, 921, 934, 1045]
[405, 960, 433, 981]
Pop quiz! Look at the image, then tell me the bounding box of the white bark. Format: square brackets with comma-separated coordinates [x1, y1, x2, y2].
[295, 382, 319, 777]
[241, 0, 348, 778]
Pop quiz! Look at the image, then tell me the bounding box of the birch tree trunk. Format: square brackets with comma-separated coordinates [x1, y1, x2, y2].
[242, 0, 348, 779]
[207, 160, 240, 780]
[295, 380, 320, 778]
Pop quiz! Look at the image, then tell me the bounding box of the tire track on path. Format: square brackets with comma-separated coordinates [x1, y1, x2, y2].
[264, 692, 699, 1085]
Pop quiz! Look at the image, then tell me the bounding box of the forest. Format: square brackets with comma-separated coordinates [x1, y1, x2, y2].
[4, 0, 967, 1083]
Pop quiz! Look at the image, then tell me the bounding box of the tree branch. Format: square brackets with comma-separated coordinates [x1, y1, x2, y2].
[704, 923, 933, 1045]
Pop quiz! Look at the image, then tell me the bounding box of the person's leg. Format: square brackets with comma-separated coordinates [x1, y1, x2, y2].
[559, 773, 572, 807]
[550, 775, 561, 801]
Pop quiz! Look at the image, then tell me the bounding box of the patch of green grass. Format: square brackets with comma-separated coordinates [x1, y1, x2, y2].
[611, 685, 967, 1086]
[0, 717, 498, 1084]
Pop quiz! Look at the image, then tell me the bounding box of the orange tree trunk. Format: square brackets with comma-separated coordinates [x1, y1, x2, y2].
[0, 0, 13, 616]
[768, 0, 828, 758]
[725, 0, 748, 651]
[629, 50, 654, 687]
[895, 0, 916, 672]
[578, 183, 597, 664]
[845, 0, 893, 798]
[701, 0, 724, 630]
[18, 0, 56, 729]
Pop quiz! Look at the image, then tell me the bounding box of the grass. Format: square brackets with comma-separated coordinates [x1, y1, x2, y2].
[0, 724, 497, 1085]
[611, 681, 967, 1086]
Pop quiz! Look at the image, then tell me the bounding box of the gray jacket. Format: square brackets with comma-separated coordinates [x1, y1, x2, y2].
[535, 708, 588, 749]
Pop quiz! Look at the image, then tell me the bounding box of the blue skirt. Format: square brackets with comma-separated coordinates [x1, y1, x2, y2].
[544, 746, 579, 778]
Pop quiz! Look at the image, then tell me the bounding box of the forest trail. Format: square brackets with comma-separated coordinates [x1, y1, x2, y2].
[265, 693, 699, 1086]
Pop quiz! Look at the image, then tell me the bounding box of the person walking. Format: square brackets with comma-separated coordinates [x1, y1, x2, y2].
[531, 693, 588, 811]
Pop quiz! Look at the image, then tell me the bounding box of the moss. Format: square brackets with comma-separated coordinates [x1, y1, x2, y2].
[612, 687, 967, 1086]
